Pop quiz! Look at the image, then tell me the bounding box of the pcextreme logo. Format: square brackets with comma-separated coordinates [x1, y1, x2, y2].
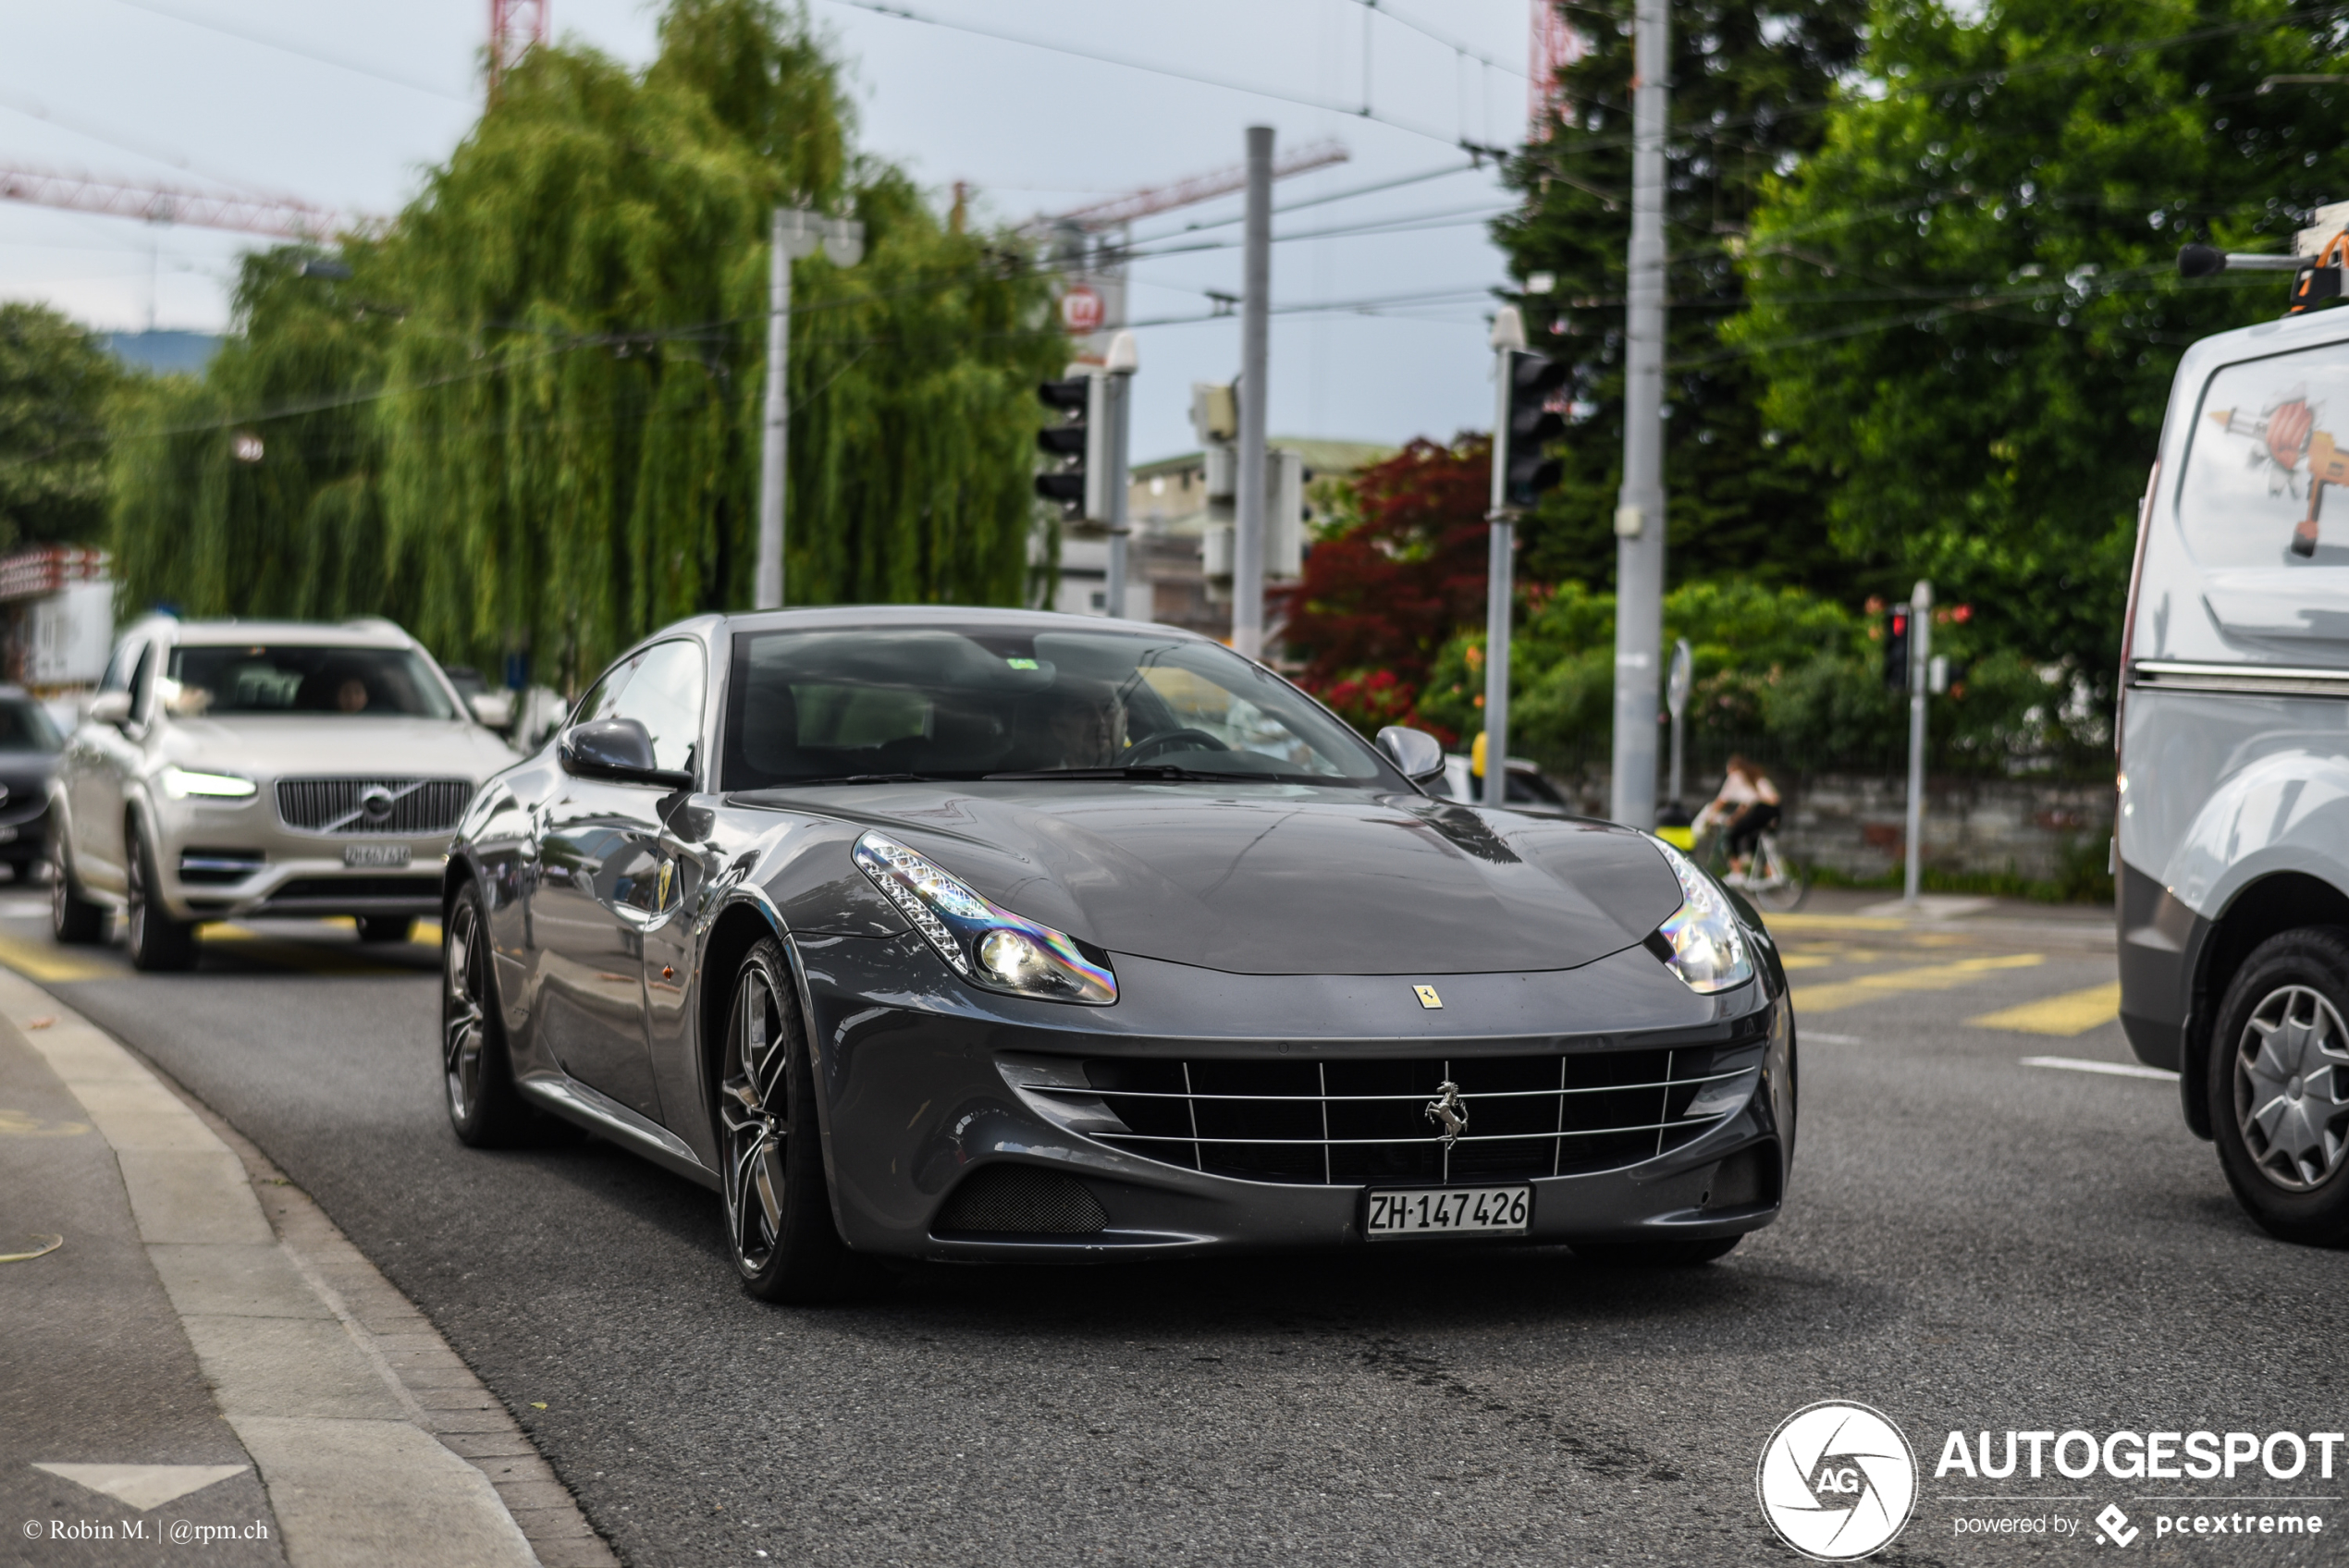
[1756, 1401, 1920, 1561]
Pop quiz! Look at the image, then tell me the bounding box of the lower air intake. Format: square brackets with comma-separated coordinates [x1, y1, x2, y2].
[935, 1165, 1108, 1235]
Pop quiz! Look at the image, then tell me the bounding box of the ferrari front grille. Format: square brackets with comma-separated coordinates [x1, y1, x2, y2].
[277, 777, 473, 836]
[1031, 1047, 1760, 1186]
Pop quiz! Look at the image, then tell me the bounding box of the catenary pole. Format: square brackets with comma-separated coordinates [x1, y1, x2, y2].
[756, 207, 793, 610]
[1484, 306, 1526, 808]
[1904, 579, 1933, 904]
[1102, 331, 1138, 619]
[1610, 0, 1669, 828]
[1234, 126, 1273, 659]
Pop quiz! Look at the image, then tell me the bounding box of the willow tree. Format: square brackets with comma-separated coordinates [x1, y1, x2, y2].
[108, 0, 1060, 687]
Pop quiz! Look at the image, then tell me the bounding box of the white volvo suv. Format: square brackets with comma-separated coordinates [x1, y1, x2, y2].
[50, 617, 516, 970]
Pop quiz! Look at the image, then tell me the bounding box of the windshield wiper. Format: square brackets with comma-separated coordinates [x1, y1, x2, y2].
[768, 772, 939, 788]
[984, 765, 1329, 785]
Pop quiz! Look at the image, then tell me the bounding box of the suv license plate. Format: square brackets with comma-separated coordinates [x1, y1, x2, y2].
[343, 844, 411, 867]
[1366, 1185, 1530, 1238]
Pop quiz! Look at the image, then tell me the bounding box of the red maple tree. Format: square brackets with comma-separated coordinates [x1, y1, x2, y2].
[1275, 435, 1494, 743]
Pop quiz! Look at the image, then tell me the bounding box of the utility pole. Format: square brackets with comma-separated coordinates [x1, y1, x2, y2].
[1234, 126, 1273, 660]
[1609, 0, 1669, 829]
[756, 208, 863, 610]
[1101, 331, 1138, 618]
[1903, 579, 1933, 904]
[1666, 637, 1692, 806]
[1483, 306, 1526, 808]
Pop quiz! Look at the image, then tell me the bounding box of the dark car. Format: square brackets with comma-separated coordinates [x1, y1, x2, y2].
[441, 608, 1795, 1300]
[0, 686, 64, 880]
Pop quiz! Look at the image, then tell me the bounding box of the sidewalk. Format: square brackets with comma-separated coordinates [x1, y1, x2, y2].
[0, 967, 612, 1567]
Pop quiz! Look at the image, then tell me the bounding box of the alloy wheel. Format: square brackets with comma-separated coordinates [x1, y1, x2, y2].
[2233, 983, 2349, 1191]
[443, 900, 489, 1122]
[720, 964, 791, 1274]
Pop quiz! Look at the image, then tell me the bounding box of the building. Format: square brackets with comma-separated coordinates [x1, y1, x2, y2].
[1051, 437, 1391, 643]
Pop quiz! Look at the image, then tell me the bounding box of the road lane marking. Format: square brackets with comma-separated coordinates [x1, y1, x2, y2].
[1791, 951, 2045, 1013]
[1968, 980, 2121, 1036]
[0, 932, 120, 982]
[2021, 1055, 2176, 1082]
[1760, 913, 1912, 933]
[1778, 953, 1835, 970]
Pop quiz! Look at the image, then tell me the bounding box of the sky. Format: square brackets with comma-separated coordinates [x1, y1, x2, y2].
[0, 0, 1538, 464]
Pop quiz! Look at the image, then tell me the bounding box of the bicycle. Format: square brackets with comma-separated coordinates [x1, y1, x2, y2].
[1695, 821, 1809, 913]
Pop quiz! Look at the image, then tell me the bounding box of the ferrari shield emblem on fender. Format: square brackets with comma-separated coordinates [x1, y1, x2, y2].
[1423, 1080, 1469, 1147]
[1413, 985, 1443, 1009]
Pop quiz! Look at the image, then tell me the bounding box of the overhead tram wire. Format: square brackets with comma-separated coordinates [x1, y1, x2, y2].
[99, 0, 473, 104]
[1128, 159, 1483, 243]
[812, 0, 1465, 148]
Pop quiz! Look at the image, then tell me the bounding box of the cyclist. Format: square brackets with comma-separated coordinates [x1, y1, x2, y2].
[1695, 755, 1781, 879]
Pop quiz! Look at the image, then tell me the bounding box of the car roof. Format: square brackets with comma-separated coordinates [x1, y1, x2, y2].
[137, 617, 419, 650]
[709, 605, 1215, 643]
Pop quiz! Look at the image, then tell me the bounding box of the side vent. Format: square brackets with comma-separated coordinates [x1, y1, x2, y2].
[934, 1165, 1108, 1236]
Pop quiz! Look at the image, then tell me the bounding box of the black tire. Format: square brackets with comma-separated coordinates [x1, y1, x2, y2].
[49, 831, 104, 945]
[2208, 926, 2349, 1246]
[357, 915, 415, 944]
[719, 937, 869, 1303]
[1570, 1236, 1743, 1267]
[441, 881, 535, 1147]
[125, 821, 196, 972]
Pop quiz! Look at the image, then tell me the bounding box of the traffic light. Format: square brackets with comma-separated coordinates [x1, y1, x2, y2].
[1502, 350, 1568, 508]
[1883, 604, 1912, 692]
[1035, 374, 1108, 520]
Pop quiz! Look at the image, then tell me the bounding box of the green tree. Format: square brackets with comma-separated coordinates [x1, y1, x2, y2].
[1495, 0, 1867, 594]
[1729, 0, 2349, 680]
[107, 0, 1061, 689]
[0, 302, 122, 551]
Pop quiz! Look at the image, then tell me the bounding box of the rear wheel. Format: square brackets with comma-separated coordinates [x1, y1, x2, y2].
[1570, 1236, 1742, 1267]
[124, 821, 195, 972]
[2209, 927, 2349, 1245]
[49, 831, 103, 945]
[357, 915, 414, 944]
[719, 937, 867, 1303]
[1748, 835, 1809, 913]
[442, 882, 534, 1146]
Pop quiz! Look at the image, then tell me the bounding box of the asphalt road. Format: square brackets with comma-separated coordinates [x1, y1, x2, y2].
[14, 892, 2348, 1566]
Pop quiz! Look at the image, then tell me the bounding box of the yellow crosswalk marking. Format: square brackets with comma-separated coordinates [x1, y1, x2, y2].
[1760, 913, 1911, 933]
[1793, 952, 2045, 1014]
[0, 933, 119, 982]
[1969, 981, 2121, 1036]
[1777, 953, 1835, 970]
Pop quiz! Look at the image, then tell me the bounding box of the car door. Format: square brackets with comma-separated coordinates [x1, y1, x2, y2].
[69, 638, 152, 894]
[531, 641, 703, 1121]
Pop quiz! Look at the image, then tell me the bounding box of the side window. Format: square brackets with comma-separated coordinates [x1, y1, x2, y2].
[571, 660, 636, 729]
[129, 644, 157, 720]
[609, 641, 707, 776]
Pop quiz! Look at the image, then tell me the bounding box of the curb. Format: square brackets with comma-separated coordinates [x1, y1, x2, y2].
[0, 966, 616, 1568]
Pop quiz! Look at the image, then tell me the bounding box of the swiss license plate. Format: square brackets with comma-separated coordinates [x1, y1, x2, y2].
[1366, 1185, 1531, 1239]
[343, 843, 411, 867]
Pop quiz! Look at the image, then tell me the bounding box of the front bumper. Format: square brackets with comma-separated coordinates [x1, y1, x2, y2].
[150, 790, 451, 922]
[792, 931, 1793, 1263]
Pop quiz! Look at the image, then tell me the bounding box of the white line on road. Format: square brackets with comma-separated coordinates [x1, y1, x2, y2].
[1804, 1032, 1870, 1045]
[2022, 1056, 2177, 1082]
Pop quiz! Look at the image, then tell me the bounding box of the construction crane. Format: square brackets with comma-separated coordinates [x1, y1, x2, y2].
[1045, 138, 1350, 233]
[489, 0, 549, 102]
[0, 163, 346, 240]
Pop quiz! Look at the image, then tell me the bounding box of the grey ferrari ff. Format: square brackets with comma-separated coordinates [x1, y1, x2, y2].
[441, 607, 1794, 1300]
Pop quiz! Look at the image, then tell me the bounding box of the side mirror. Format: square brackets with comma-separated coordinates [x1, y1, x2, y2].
[558, 718, 695, 792]
[87, 691, 131, 729]
[1374, 725, 1445, 784]
[466, 691, 515, 729]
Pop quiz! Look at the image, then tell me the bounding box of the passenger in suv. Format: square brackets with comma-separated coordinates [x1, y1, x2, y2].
[2120, 276, 2349, 1244]
[49, 618, 516, 970]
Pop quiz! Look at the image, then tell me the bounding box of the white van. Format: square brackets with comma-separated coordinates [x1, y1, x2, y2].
[2119, 263, 2349, 1243]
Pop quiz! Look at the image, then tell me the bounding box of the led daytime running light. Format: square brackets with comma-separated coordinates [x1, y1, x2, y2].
[1650, 839, 1753, 995]
[852, 831, 1116, 1005]
[160, 766, 258, 800]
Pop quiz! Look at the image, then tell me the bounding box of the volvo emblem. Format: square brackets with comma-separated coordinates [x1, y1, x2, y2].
[359, 786, 395, 823]
[1423, 1080, 1469, 1148]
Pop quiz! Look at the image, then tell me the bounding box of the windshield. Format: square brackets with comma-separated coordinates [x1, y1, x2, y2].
[166, 645, 456, 719]
[721, 625, 1395, 790]
[0, 698, 60, 752]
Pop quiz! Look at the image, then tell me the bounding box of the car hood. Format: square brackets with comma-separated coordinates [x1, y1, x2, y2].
[154, 716, 514, 779]
[769, 782, 1684, 975]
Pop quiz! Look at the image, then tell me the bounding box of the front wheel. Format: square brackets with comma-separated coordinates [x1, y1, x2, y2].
[2209, 927, 2349, 1245]
[125, 822, 196, 972]
[719, 937, 867, 1303]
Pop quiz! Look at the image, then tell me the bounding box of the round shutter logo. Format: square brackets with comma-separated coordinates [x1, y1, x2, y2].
[1755, 1401, 1917, 1561]
[359, 786, 395, 823]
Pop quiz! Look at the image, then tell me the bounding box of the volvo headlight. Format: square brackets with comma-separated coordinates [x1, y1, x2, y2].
[852, 830, 1116, 1006]
[1649, 840, 1753, 995]
[160, 766, 257, 800]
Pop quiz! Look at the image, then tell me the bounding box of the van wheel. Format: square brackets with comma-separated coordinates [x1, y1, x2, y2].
[125, 822, 196, 972]
[2209, 927, 2349, 1244]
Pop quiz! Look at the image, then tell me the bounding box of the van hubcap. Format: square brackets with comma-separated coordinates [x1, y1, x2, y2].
[2235, 984, 2349, 1190]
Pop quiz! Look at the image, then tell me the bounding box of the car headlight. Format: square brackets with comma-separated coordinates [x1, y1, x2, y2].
[852, 830, 1117, 1005]
[160, 766, 258, 800]
[1649, 840, 1753, 994]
